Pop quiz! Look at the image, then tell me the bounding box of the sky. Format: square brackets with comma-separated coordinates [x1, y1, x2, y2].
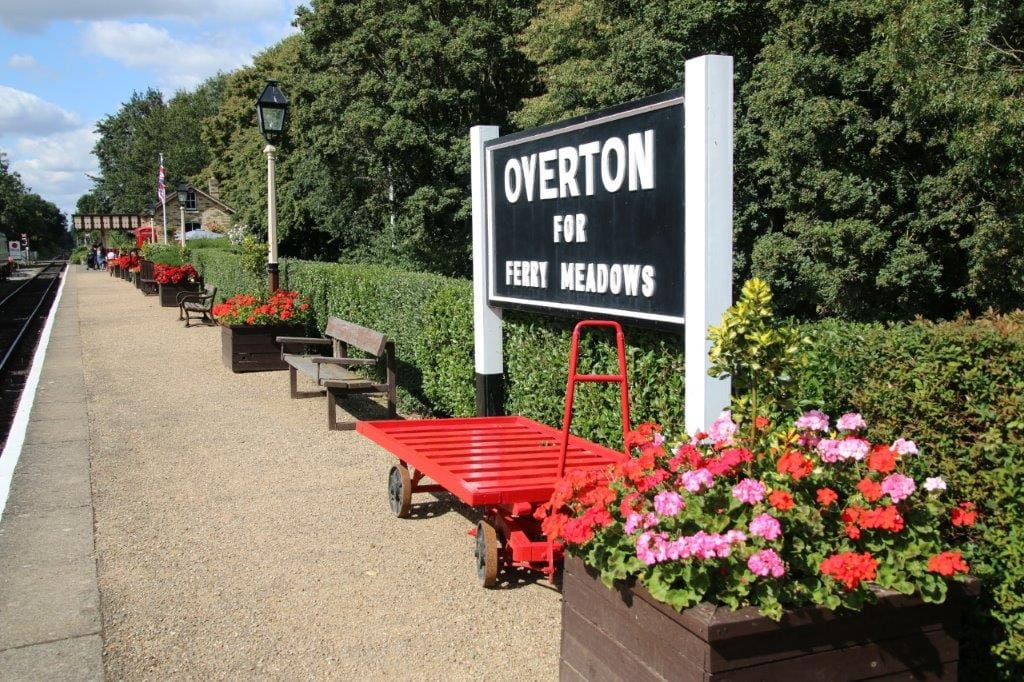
[0, 0, 304, 218]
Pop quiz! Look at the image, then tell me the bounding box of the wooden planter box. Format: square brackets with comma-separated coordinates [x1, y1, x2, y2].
[158, 281, 201, 307]
[560, 554, 978, 681]
[221, 324, 300, 373]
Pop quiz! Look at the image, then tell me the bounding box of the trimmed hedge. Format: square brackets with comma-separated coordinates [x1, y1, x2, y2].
[191, 248, 262, 300]
[190, 251, 1024, 677]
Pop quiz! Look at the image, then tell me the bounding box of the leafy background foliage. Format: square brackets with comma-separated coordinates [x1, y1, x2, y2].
[0, 153, 71, 257]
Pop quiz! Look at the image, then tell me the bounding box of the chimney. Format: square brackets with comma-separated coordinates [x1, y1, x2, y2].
[208, 176, 220, 200]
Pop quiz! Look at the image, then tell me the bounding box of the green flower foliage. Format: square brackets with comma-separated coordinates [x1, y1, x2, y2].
[141, 244, 186, 266]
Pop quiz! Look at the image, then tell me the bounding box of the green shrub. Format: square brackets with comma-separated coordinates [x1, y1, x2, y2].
[414, 280, 475, 416]
[285, 259, 461, 414]
[141, 243, 185, 266]
[69, 245, 88, 265]
[189, 249, 261, 300]
[185, 237, 233, 252]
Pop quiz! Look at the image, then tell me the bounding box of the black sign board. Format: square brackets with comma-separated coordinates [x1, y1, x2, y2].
[485, 90, 684, 326]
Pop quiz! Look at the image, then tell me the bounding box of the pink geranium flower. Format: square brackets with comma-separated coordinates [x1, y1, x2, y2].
[892, 438, 918, 456]
[881, 473, 916, 503]
[836, 412, 867, 431]
[679, 468, 714, 493]
[654, 491, 685, 517]
[748, 549, 786, 577]
[795, 410, 830, 432]
[732, 478, 766, 505]
[837, 437, 871, 461]
[817, 438, 842, 463]
[749, 513, 782, 541]
[707, 411, 739, 445]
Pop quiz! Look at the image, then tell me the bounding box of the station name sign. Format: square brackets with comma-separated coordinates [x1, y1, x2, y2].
[485, 90, 684, 326]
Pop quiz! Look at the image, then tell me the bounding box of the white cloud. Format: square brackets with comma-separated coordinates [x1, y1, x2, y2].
[82, 21, 254, 90]
[7, 53, 40, 69]
[5, 126, 99, 216]
[0, 86, 79, 136]
[0, 0, 282, 32]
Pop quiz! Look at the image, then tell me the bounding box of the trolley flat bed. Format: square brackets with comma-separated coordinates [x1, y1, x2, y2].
[356, 415, 623, 506]
[357, 320, 633, 587]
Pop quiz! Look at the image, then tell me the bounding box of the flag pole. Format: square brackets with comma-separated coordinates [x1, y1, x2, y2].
[159, 154, 168, 244]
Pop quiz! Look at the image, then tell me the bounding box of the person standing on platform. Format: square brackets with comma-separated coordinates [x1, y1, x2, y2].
[97, 248, 106, 270]
[86, 247, 95, 270]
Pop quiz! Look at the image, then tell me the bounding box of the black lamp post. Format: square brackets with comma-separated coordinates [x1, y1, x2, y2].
[176, 183, 188, 247]
[256, 80, 288, 292]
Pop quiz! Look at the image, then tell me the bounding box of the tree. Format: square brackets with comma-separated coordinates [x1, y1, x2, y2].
[87, 76, 227, 214]
[0, 152, 72, 256]
[288, 0, 539, 274]
[518, 0, 1024, 320]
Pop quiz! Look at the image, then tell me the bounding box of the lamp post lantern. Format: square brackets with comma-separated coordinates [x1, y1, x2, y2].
[176, 183, 188, 248]
[256, 79, 288, 292]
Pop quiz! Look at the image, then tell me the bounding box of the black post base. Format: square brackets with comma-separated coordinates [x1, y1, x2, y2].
[267, 261, 279, 292]
[475, 372, 505, 417]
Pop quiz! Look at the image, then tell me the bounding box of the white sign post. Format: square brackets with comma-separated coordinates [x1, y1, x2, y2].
[470, 125, 504, 415]
[470, 54, 734, 432]
[684, 54, 733, 435]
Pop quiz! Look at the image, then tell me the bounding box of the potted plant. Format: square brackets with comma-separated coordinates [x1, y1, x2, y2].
[541, 280, 978, 681]
[154, 263, 202, 307]
[114, 253, 139, 280]
[212, 290, 312, 372]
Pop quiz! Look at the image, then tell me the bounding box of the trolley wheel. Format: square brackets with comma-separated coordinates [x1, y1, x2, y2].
[475, 519, 499, 588]
[388, 464, 412, 518]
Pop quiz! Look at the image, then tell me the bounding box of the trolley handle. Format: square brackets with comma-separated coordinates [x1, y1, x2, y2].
[558, 320, 631, 478]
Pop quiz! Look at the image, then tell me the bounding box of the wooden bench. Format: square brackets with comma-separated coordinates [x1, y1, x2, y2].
[277, 317, 396, 430]
[178, 284, 217, 327]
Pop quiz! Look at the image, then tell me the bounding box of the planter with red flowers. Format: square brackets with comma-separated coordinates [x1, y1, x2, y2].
[113, 254, 139, 280]
[543, 280, 978, 681]
[212, 290, 312, 372]
[154, 263, 201, 306]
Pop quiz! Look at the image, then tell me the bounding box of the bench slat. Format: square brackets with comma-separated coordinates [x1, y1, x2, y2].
[324, 317, 387, 356]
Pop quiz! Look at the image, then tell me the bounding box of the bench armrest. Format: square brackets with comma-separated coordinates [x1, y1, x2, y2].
[311, 356, 378, 366]
[276, 336, 331, 346]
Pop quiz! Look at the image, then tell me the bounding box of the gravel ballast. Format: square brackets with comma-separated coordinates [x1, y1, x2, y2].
[76, 270, 561, 679]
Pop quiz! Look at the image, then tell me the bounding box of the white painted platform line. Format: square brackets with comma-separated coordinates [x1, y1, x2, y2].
[0, 268, 69, 521]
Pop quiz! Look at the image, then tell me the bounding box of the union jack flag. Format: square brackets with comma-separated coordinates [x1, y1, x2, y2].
[157, 155, 166, 204]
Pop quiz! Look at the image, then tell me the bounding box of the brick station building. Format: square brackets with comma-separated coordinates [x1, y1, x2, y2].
[160, 177, 235, 238]
[73, 178, 236, 246]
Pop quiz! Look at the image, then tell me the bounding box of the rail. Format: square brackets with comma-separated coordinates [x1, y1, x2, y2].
[0, 261, 65, 376]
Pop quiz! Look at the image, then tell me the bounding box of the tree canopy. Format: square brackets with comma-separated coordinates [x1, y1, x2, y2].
[0, 152, 72, 256]
[80, 0, 1024, 318]
[89, 76, 227, 214]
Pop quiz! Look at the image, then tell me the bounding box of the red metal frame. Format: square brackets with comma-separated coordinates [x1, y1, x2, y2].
[356, 320, 631, 583]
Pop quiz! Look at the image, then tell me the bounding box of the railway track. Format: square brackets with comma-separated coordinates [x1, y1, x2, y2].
[0, 261, 66, 450]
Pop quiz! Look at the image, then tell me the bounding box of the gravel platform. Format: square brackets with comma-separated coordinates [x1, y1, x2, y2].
[75, 269, 561, 680]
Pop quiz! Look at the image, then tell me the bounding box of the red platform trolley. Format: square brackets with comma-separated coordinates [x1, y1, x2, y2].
[356, 320, 631, 587]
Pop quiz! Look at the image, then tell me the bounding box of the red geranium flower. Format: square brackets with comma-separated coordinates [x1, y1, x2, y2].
[816, 487, 838, 507]
[927, 551, 969, 576]
[951, 502, 977, 527]
[856, 477, 883, 502]
[820, 551, 878, 591]
[777, 450, 814, 481]
[768, 490, 794, 511]
[867, 445, 897, 473]
[857, 505, 905, 533]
